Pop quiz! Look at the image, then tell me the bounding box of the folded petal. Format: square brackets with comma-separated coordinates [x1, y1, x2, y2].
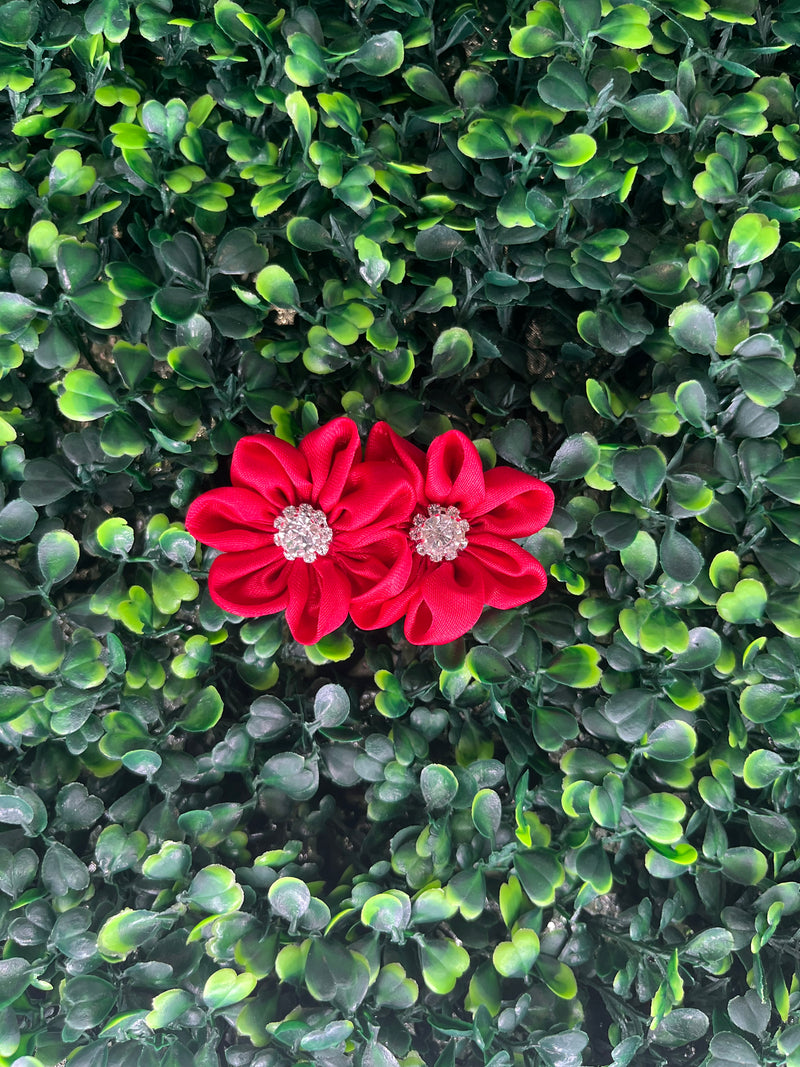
[284, 557, 351, 644]
[207, 545, 289, 617]
[186, 488, 276, 552]
[469, 468, 555, 537]
[344, 531, 415, 629]
[404, 555, 486, 645]
[424, 431, 486, 511]
[466, 534, 548, 609]
[300, 417, 361, 512]
[365, 422, 426, 501]
[231, 434, 311, 510]
[331, 461, 417, 533]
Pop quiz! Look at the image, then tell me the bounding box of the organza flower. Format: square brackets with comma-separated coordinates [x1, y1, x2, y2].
[186, 418, 415, 644]
[350, 424, 555, 645]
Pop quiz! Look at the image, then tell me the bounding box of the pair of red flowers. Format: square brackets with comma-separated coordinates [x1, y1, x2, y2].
[186, 418, 554, 646]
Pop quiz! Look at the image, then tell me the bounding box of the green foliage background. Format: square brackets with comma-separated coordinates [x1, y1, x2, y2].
[1, 0, 800, 1064]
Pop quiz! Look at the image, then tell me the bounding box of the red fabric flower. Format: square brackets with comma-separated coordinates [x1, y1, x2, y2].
[185, 418, 415, 644]
[350, 424, 555, 645]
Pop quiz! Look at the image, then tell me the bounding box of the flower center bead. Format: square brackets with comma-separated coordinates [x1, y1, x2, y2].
[410, 504, 470, 562]
[274, 503, 333, 563]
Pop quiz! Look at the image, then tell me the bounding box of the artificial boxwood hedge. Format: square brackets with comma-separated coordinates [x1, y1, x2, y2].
[1, 0, 800, 1064]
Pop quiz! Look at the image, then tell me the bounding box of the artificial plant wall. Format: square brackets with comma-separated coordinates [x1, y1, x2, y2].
[1, 0, 800, 1065]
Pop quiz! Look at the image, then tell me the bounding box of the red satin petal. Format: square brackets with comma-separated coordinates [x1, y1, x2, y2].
[469, 468, 555, 537]
[300, 417, 361, 512]
[403, 554, 486, 645]
[365, 422, 426, 501]
[284, 557, 351, 644]
[186, 488, 276, 551]
[424, 430, 486, 510]
[207, 545, 289, 617]
[331, 461, 417, 533]
[344, 532, 415, 629]
[231, 434, 311, 510]
[349, 546, 423, 630]
[466, 534, 548, 608]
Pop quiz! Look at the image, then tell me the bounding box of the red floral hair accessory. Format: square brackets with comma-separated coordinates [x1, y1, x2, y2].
[187, 418, 553, 646]
[185, 417, 415, 645]
[350, 424, 554, 645]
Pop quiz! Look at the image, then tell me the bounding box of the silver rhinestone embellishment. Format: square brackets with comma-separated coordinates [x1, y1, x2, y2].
[274, 503, 333, 563]
[410, 504, 470, 562]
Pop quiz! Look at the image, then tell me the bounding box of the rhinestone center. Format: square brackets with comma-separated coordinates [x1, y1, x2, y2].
[274, 503, 333, 563]
[410, 504, 470, 563]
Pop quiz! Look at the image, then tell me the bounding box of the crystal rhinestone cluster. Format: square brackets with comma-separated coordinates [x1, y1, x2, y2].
[274, 503, 333, 562]
[410, 504, 470, 562]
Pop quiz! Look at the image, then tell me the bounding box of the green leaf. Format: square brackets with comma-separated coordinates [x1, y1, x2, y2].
[418, 938, 470, 994]
[0, 167, 32, 207]
[305, 939, 371, 1012]
[0, 0, 39, 47]
[513, 848, 565, 905]
[620, 531, 658, 583]
[349, 31, 404, 75]
[403, 64, 450, 104]
[549, 433, 599, 479]
[727, 212, 780, 268]
[97, 909, 175, 961]
[622, 91, 687, 133]
[285, 33, 328, 87]
[286, 216, 332, 251]
[185, 864, 244, 914]
[737, 357, 795, 406]
[727, 991, 770, 1037]
[660, 525, 703, 583]
[716, 578, 767, 624]
[466, 645, 511, 683]
[509, 24, 559, 58]
[420, 764, 458, 809]
[142, 841, 191, 880]
[56, 242, 101, 293]
[538, 58, 590, 111]
[694, 153, 738, 202]
[457, 119, 512, 160]
[613, 446, 667, 503]
[720, 847, 768, 886]
[100, 411, 150, 458]
[145, 989, 194, 1030]
[627, 793, 686, 844]
[471, 789, 502, 841]
[669, 300, 717, 354]
[0, 292, 39, 334]
[765, 458, 800, 503]
[642, 721, 697, 762]
[313, 683, 350, 728]
[268, 876, 311, 926]
[594, 3, 652, 48]
[740, 682, 788, 723]
[213, 227, 268, 274]
[0, 960, 35, 1010]
[374, 964, 418, 1009]
[361, 891, 411, 939]
[203, 968, 257, 1010]
[546, 645, 602, 688]
[38, 530, 79, 586]
[0, 498, 37, 542]
[48, 149, 96, 197]
[11, 617, 65, 676]
[544, 133, 597, 167]
[415, 224, 465, 260]
[255, 264, 299, 307]
[180, 686, 224, 732]
[493, 928, 540, 978]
